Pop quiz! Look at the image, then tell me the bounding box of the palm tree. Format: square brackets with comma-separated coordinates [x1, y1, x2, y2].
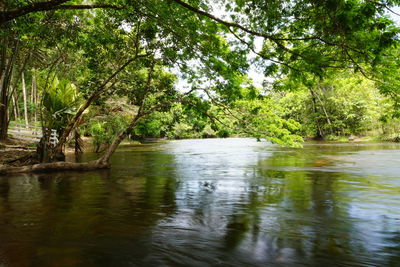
[38, 76, 81, 162]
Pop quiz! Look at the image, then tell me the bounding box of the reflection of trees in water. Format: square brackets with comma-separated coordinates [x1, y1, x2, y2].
[306, 171, 400, 266]
[306, 171, 356, 265]
[0, 178, 10, 266]
[378, 229, 400, 266]
[219, 168, 305, 264]
[217, 153, 399, 265]
[1, 143, 399, 265]
[0, 174, 56, 265]
[0, 151, 179, 266]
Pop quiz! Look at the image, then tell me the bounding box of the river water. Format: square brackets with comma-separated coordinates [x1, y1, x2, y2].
[1, 138, 400, 266]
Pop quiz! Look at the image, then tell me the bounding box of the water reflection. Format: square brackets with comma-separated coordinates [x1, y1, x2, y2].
[1, 139, 400, 266]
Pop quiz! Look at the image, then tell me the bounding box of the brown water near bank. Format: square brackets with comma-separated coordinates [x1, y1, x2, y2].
[1, 139, 400, 266]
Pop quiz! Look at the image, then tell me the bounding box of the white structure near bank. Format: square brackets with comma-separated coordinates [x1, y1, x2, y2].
[8, 122, 59, 146]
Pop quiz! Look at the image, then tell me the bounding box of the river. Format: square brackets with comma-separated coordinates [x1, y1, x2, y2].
[1, 138, 400, 266]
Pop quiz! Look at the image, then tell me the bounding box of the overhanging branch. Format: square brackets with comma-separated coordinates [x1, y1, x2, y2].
[170, 0, 317, 42]
[0, 0, 123, 24]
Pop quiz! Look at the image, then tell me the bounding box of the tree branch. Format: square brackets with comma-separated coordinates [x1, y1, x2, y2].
[365, 0, 400, 17]
[54, 52, 150, 153]
[227, 28, 301, 73]
[170, 0, 318, 42]
[48, 4, 124, 11]
[0, 0, 123, 24]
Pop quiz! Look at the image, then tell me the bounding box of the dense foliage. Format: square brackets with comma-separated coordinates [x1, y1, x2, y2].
[1, 0, 400, 164]
[275, 72, 399, 140]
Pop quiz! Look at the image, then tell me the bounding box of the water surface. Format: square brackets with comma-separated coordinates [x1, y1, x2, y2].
[1, 139, 400, 266]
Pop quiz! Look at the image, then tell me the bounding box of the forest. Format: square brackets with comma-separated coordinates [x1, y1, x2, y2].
[1, 0, 400, 173]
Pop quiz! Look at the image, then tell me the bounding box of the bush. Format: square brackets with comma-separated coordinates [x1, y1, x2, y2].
[87, 115, 129, 152]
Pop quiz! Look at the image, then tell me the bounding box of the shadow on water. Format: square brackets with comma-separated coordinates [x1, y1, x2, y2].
[1, 139, 400, 266]
[0, 156, 179, 266]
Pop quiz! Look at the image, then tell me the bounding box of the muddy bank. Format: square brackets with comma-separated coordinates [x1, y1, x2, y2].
[0, 139, 37, 167]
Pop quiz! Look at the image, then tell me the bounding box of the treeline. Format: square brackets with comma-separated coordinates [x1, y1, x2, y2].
[4, 64, 400, 155]
[274, 72, 400, 141]
[5, 69, 400, 153]
[82, 71, 400, 148]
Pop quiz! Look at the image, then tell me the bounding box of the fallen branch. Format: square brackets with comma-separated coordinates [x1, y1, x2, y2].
[0, 160, 108, 175]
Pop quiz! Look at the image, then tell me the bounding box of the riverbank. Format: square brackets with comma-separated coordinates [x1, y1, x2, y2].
[0, 138, 38, 167]
[0, 137, 141, 167]
[1, 134, 399, 167]
[305, 134, 400, 143]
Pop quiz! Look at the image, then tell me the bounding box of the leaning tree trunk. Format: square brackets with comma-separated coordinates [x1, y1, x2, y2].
[95, 61, 156, 165]
[53, 53, 148, 157]
[96, 115, 141, 166]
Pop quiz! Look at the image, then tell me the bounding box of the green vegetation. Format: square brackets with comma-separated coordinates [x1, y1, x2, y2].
[0, 0, 400, 170]
[274, 72, 400, 140]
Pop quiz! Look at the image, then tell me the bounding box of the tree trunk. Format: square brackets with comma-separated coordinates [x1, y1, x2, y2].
[0, 55, 14, 139]
[97, 62, 157, 165]
[32, 70, 37, 122]
[11, 87, 18, 120]
[0, 37, 9, 140]
[314, 85, 333, 135]
[21, 72, 28, 126]
[0, 68, 8, 139]
[0, 33, 7, 140]
[309, 88, 324, 139]
[30, 70, 34, 103]
[96, 122, 135, 166]
[53, 54, 148, 156]
[14, 91, 20, 120]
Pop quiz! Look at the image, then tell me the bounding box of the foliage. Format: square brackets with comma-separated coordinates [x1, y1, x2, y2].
[275, 72, 391, 138]
[230, 99, 303, 147]
[373, 48, 400, 117]
[134, 111, 173, 139]
[82, 95, 135, 152]
[87, 114, 130, 153]
[41, 75, 81, 133]
[134, 102, 216, 140]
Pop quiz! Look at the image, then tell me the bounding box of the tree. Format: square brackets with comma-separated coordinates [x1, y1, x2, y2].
[373, 47, 400, 115]
[275, 71, 385, 139]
